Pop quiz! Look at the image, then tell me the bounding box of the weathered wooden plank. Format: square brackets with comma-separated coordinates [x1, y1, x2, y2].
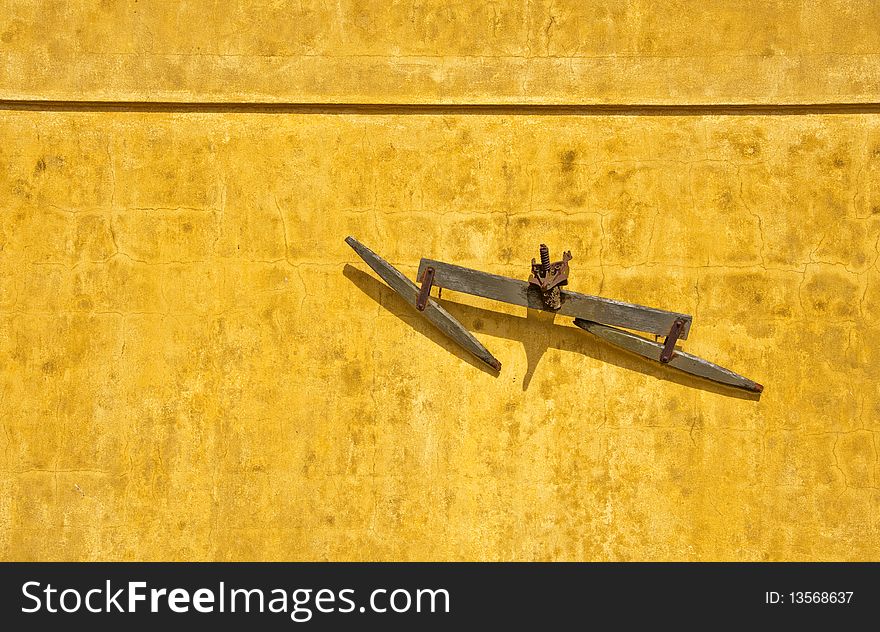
[418, 258, 692, 340]
[346, 237, 501, 371]
[573, 319, 762, 393]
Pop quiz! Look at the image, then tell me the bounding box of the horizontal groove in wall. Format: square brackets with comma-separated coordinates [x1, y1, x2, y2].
[2, 100, 880, 116]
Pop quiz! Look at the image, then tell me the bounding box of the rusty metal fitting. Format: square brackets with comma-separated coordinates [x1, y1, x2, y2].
[528, 245, 572, 310]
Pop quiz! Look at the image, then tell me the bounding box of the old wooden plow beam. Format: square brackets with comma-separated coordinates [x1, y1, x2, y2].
[346, 236, 763, 394]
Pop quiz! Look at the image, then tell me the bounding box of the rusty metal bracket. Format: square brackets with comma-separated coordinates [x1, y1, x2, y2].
[416, 266, 435, 311]
[659, 317, 686, 363]
[527, 244, 572, 310]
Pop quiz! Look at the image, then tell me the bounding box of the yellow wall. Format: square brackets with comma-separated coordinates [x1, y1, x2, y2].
[3, 0, 880, 104]
[1, 1, 879, 560]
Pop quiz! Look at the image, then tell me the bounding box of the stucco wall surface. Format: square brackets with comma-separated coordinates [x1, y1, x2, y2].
[0, 2, 879, 561]
[1, 0, 879, 104]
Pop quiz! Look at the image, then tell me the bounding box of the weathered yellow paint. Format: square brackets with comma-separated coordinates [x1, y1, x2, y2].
[1, 0, 879, 104]
[1, 111, 878, 560]
[1, 2, 879, 561]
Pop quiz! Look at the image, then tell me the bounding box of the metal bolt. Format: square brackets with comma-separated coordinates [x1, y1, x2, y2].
[539, 244, 550, 274]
